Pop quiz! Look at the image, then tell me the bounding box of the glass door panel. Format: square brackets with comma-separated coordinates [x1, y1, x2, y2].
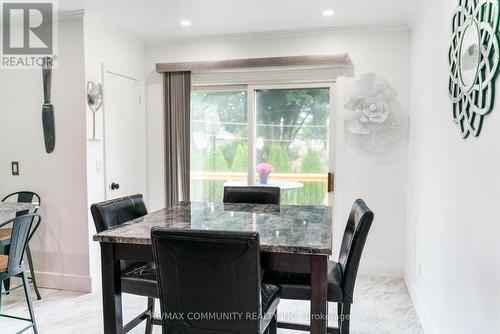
[190, 89, 248, 202]
[255, 87, 330, 205]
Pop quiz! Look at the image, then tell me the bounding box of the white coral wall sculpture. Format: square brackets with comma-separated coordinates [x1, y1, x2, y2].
[344, 73, 409, 162]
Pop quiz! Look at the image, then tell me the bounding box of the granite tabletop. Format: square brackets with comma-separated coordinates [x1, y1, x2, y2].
[0, 202, 39, 217]
[94, 202, 333, 255]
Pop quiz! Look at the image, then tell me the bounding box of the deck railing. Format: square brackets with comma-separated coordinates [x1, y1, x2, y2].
[190, 171, 328, 204]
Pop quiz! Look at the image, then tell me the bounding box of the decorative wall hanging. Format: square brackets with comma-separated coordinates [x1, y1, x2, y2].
[448, 0, 499, 138]
[42, 57, 55, 153]
[87, 81, 103, 141]
[344, 73, 409, 163]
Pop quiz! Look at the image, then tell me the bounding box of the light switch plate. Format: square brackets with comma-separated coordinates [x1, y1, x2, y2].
[11, 161, 19, 176]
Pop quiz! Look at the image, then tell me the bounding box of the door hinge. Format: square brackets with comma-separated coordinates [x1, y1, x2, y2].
[327, 172, 335, 193]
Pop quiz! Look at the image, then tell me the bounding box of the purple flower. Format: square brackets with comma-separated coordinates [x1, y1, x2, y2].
[256, 163, 273, 174]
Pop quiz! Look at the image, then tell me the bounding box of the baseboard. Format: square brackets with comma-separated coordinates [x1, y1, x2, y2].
[404, 274, 440, 334]
[27, 270, 92, 293]
[358, 261, 404, 277]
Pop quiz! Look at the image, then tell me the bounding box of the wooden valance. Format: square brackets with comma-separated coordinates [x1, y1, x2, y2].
[156, 54, 351, 73]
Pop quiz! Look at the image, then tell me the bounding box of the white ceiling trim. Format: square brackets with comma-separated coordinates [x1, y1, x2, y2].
[145, 22, 410, 46]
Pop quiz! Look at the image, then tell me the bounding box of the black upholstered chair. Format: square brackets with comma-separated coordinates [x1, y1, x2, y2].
[223, 186, 281, 205]
[91, 194, 158, 334]
[151, 229, 280, 334]
[0, 214, 41, 334]
[1, 191, 41, 300]
[264, 199, 374, 334]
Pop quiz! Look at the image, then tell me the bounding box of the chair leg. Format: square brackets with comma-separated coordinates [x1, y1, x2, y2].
[338, 303, 351, 334]
[2, 245, 9, 295]
[0, 278, 3, 313]
[25, 245, 41, 300]
[269, 311, 277, 334]
[145, 297, 154, 334]
[21, 271, 38, 334]
[3, 279, 10, 295]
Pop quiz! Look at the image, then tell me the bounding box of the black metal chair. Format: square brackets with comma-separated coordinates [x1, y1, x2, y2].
[264, 199, 374, 334]
[223, 186, 281, 205]
[0, 214, 40, 334]
[90, 194, 159, 334]
[1, 191, 42, 300]
[151, 228, 280, 334]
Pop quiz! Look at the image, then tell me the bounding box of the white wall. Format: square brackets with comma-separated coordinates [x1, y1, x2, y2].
[407, 1, 500, 333]
[145, 26, 411, 275]
[0, 14, 91, 291]
[83, 11, 146, 290]
[0, 10, 147, 293]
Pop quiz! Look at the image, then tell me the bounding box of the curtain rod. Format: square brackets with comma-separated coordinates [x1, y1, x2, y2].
[156, 54, 351, 73]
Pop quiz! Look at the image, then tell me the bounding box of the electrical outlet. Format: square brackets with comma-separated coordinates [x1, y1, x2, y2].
[11, 161, 19, 175]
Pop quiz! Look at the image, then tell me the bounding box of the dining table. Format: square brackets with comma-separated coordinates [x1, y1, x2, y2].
[93, 201, 333, 334]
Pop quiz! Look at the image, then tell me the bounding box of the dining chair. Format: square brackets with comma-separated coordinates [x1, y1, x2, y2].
[0, 214, 41, 334]
[264, 199, 374, 334]
[1, 191, 42, 300]
[223, 186, 281, 205]
[151, 229, 280, 334]
[90, 194, 159, 334]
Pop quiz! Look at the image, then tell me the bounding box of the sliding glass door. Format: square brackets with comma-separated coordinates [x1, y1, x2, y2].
[191, 84, 333, 205]
[190, 88, 248, 202]
[254, 86, 330, 205]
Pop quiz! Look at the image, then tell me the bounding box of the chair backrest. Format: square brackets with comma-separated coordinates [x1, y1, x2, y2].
[223, 186, 280, 205]
[338, 199, 374, 303]
[90, 194, 147, 233]
[151, 229, 262, 334]
[2, 191, 40, 217]
[5, 214, 41, 273]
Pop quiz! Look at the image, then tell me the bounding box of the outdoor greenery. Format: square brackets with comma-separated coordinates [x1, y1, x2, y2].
[298, 149, 325, 204]
[267, 144, 291, 173]
[190, 88, 330, 205]
[256, 88, 330, 164]
[231, 143, 248, 172]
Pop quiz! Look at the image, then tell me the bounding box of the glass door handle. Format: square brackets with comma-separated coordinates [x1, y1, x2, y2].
[327, 172, 335, 193]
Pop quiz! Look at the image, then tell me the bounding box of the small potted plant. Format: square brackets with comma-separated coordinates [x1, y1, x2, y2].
[256, 162, 273, 185]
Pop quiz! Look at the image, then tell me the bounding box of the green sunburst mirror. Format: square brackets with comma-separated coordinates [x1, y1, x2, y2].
[448, 0, 500, 138]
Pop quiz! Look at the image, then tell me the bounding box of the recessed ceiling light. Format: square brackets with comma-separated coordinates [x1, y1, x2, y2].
[180, 20, 191, 27]
[322, 9, 335, 17]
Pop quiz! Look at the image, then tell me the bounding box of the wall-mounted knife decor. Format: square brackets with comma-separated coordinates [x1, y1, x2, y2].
[42, 56, 56, 153]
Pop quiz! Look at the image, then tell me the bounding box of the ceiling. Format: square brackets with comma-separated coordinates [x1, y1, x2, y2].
[61, 0, 416, 41]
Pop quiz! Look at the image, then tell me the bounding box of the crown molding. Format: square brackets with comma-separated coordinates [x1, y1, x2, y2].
[83, 10, 146, 45]
[145, 22, 410, 47]
[57, 9, 84, 22]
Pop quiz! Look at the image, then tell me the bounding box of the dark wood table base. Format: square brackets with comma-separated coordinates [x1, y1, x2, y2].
[100, 243, 329, 334]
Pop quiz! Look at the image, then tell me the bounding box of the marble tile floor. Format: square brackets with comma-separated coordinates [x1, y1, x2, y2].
[1, 275, 423, 334]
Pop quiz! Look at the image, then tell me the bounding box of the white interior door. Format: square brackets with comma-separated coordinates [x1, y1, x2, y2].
[103, 71, 147, 200]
